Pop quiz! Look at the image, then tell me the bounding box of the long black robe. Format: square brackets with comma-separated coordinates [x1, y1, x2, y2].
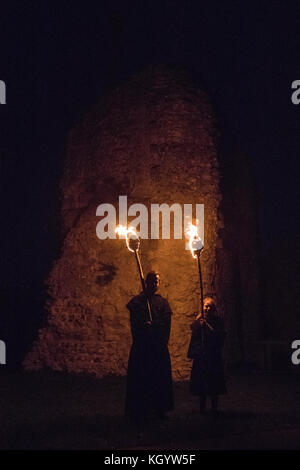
[187, 314, 227, 395]
[125, 292, 174, 418]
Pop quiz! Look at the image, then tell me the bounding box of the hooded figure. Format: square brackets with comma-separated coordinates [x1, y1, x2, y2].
[188, 296, 227, 414]
[125, 271, 174, 423]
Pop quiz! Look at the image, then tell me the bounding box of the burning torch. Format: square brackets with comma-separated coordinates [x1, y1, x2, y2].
[115, 225, 153, 322]
[186, 223, 205, 343]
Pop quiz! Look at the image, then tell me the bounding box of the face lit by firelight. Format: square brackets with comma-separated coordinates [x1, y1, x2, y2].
[203, 297, 215, 318]
[146, 273, 160, 295]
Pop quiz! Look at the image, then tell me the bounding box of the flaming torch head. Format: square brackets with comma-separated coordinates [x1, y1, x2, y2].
[115, 225, 140, 252]
[186, 223, 204, 259]
[128, 232, 140, 252]
[191, 237, 204, 257]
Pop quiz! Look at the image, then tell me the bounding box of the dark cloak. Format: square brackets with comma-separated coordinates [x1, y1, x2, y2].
[187, 314, 227, 395]
[125, 292, 174, 418]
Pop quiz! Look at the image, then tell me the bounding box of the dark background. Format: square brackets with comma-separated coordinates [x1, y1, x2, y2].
[1, 0, 299, 365]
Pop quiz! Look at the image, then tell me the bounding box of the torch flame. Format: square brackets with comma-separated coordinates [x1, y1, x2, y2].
[115, 225, 140, 252]
[186, 222, 204, 259]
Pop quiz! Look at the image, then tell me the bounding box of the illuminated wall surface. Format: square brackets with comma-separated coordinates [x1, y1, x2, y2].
[24, 66, 260, 379]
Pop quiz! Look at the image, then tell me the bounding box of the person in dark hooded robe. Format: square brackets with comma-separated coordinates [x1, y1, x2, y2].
[125, 271, 174, 423]
[187, 296, 227, 414]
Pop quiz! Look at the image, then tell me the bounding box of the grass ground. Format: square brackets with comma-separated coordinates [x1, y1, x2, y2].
[0, 368, 300, 450]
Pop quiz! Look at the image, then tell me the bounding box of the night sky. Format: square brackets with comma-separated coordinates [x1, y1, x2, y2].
[1, 1, 300, 364]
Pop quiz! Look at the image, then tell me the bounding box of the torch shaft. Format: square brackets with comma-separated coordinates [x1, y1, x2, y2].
[197, 253, 204, 348]
[134, 250, 153, 322]
[197, 254, 204, 317]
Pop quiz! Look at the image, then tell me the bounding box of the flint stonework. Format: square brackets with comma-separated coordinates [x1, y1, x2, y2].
[24, 66, 259, 379]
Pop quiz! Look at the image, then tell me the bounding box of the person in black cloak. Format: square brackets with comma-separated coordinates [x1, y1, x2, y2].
[187, 296, 227, 415]
[125, 271, 174, 424]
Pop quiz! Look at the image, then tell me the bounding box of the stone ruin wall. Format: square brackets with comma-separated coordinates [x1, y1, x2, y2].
[24, 66, 259, 379]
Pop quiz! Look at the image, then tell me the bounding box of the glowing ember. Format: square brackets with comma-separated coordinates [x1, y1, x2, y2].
[186, 223, 204, 259]
[115, 225, 140, 252]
